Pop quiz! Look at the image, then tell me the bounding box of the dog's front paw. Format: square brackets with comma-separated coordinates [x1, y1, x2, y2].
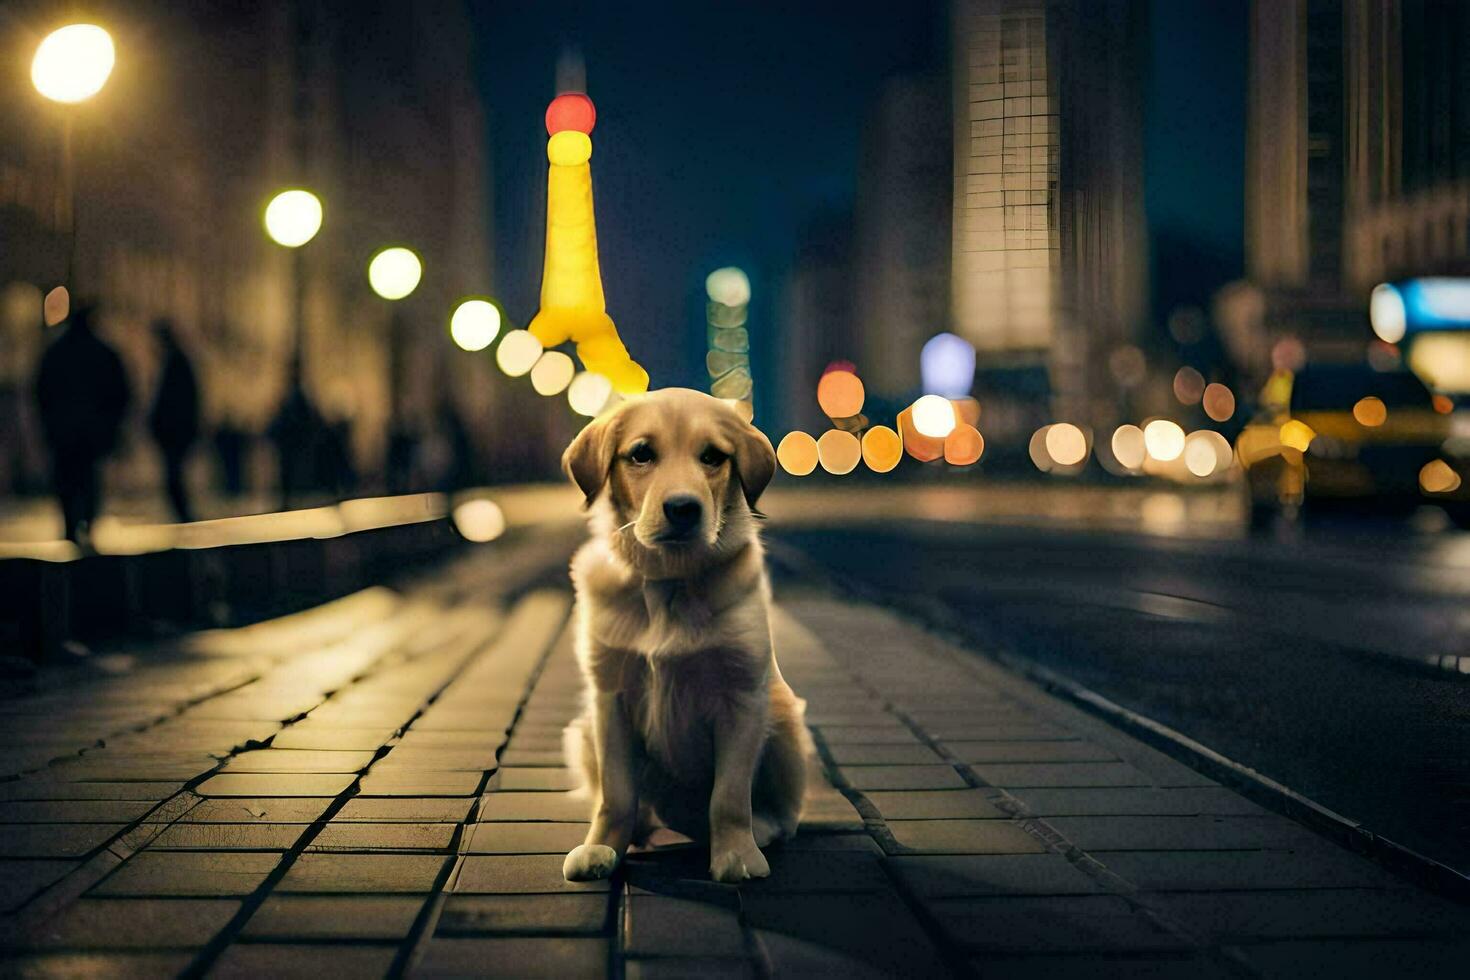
[563, 843, 620, 882]
[709, 839, 769, 883]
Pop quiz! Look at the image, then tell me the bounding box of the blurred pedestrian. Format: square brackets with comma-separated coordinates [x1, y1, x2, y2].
[33, 304, 131, 545]
[213, 416, 248, 498]
[268, 378, 327, 509]
[147, 319, 200, 522]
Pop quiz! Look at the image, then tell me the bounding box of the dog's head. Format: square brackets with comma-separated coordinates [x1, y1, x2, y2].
[563, 388, 775, 571]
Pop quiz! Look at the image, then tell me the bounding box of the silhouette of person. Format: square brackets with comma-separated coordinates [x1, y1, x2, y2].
[268, 372, 327, 509]
[147, 319, 200, 522]
[33, 304, 132, 545]
[213, 416, 248, 498]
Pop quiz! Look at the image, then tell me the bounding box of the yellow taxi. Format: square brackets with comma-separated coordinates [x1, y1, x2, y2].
[1236, 364, 1451, 525]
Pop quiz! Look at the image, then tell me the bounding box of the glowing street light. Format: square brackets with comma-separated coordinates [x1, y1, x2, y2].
[33, 24, 117, 300]
[567, 371, 614, 417]
[262, 188, 323, 388]
[367, 247, 422, 300]
[263, 189, 323, 248]
[449, 299, 502, 352]
[32, 24, 115, 104]
[911, 394, 958, 438]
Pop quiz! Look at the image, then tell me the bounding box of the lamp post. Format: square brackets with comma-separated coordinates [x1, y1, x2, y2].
[263, 189, 322, 507]
[368, 246, 422, 492]
[31, 23, 116, 297]
[263, 188, 322, 383]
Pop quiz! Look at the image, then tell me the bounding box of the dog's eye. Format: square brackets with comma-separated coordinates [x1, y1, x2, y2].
[628, 443, 656, 465]
[699, 447, 729, 467]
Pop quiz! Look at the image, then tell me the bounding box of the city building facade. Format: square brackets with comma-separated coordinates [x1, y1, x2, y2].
[0, 1, 510, 504]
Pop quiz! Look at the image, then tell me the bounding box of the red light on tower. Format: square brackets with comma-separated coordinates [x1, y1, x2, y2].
[546, 93, 596, 135]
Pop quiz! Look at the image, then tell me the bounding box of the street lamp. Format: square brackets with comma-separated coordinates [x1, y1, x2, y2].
[449, 298, 502, 352]
[263, 190, 322, 249]
[263, 188, 322, 382]
[368, 247, 422, 491]
[32, 23, 116, 297]
[367, 246, 422, 301]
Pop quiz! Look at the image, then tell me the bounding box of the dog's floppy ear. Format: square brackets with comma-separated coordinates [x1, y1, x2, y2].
[563, 410, 620, 507]
[730, 419, 776, 509]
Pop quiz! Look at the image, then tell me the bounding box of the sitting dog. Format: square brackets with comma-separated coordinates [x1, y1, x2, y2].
[559, 388, 812, 883]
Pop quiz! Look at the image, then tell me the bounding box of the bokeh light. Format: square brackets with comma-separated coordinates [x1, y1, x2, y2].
[32, 24, 114, 104]
[861, 426, 902, 473]
[530, 350, 575, 395]
[1045, 423, 1088, 466]
[1420, 459, 1461, 494]
[545, 92, 596, 134]
[897, 407, 944, 462]
[1172, 366, 1206, 405]
[1280, 419, 1315, 452]
[1353, 396, 1387, 427]
[1272, 336, 1307, 373]
[43, 286, 69, 327]
[816, 429, 861, 475]
[567, 371, 613, 417]
[912, 394, 957, 438]
[705, 267, 751, 307]
[452, 499, 505, 543]
[921, 332, 976, 398]
[449, 299, 501, 352]
[777, 431, 819, 476]
[817, 370, 864, 419]
[263, 189, 322, 248]
[944, 424, 984, 466]
[1370, 283, 1407, 344]
[1143, 419, 1186, 461]
[1029, 426, 1055, 472]
[1111, 425, 1146, 470]
[368, 247, 422, 301]
[496, 329, 543, 377]
[1202, 383, 1235, 422]
[1183, 430, 1232, 478]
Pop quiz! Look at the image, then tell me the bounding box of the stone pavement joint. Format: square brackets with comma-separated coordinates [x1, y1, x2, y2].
[4, 543, 1470, 978]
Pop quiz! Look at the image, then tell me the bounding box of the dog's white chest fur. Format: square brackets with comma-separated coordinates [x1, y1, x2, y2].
[573, 539, 770, 661]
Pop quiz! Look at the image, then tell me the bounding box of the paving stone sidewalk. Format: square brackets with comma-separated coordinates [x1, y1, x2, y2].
[2, 546, 1470, 978]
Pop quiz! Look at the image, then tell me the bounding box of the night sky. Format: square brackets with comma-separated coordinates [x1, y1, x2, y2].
[469, 1, 943, 390]
[469, 1, 1246, 390]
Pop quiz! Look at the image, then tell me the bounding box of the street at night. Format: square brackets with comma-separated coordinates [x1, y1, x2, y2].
[6, 0, 1470, 978]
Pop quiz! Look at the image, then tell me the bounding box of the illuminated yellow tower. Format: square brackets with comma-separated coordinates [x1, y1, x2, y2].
[528, 93, 649, 394]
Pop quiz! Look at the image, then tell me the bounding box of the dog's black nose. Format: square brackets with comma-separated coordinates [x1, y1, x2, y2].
[662, 495, 703, 531]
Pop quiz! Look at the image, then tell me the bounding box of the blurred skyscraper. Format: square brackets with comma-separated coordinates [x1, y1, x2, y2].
[949, 0, 1148, 435]
[1246, 0, 1470, 355]
[0, 0, 503, 500]
[853, 75, 951, 397]
[780, 209, 856, 434]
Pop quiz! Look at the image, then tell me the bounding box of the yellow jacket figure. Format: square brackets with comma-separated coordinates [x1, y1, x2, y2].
[529, 93, 649, 395]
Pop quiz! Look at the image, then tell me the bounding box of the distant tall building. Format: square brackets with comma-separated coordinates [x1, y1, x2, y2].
[0, 0, 503, 497]
[853, 75, 951, 396]
[950, 0, 1147, 428]
[1246, 0, 1470, 349]
[779, 209, 855, 434]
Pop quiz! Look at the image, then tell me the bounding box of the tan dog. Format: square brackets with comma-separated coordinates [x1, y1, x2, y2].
[559, 388, 812, 883]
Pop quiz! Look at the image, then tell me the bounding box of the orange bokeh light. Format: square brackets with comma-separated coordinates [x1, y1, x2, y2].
[897, 406, 944, 462]
[817, 370, 865, 419]
[944, 424, 984, 465]
[861, 425, 903, 473]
